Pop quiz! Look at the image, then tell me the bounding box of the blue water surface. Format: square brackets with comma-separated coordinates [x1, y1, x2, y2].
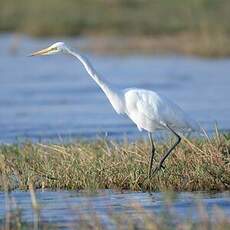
[0, 34, 230, 142]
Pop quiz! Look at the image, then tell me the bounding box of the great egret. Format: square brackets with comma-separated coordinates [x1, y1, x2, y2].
[30, 42, 199, 177]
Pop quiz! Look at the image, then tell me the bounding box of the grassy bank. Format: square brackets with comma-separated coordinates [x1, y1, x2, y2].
[2, 1, 230, 56]
[0, 132, 229, 192]
[74, 33, 230, 57]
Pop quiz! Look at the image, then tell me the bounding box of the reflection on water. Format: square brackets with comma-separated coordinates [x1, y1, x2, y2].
[0, 190, 229, 227]
[0, 34, 230, 143]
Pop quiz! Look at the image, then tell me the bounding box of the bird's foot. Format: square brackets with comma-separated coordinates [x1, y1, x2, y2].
[151, 164, 165, 176]
[147, 162, 165, 179]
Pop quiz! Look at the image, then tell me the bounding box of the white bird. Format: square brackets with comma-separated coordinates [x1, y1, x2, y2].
[30, 42, 199, 177]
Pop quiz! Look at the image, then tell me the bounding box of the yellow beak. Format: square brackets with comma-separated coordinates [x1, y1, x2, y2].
[28, 47, 54, 57]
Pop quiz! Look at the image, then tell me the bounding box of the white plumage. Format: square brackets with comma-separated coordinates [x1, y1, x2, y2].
[30, 42, 199, 177]
[123, 88, 198, 133]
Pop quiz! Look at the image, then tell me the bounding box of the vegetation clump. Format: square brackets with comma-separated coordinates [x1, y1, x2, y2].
[0, 132, 229, 192]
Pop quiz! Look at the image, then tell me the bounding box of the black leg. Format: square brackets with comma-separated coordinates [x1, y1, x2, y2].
[152, 125, 181, 176]
[148, 132, 155, 178]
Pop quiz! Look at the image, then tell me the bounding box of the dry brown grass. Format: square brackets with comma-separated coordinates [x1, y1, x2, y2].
[0, 132, 229, 192]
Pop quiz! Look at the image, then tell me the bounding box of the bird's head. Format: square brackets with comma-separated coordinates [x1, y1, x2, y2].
[29, 42, 67, 56]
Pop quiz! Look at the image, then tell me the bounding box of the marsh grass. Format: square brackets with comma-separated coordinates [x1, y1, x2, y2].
[1, 0, 230, 37]
[0, 132, 229, 192]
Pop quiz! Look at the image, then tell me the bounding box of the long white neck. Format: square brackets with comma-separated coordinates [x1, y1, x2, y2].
[66, 48, 125, 114]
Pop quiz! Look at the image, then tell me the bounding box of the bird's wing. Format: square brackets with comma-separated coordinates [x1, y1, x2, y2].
[136, 95, 165, 126]
[125, 89, 198, 132]
[135, 91, 192, 130]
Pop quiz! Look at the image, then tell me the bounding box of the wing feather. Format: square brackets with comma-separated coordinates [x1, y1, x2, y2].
[135, 90, 195, 130]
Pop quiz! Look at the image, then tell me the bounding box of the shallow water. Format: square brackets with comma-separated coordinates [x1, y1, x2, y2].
[0, 190, 229, 228]
[0, 34, 230, 143]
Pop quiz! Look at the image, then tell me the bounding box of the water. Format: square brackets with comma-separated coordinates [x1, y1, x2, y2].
[0, 34, 230, 143]
[0, 190, 229, 228]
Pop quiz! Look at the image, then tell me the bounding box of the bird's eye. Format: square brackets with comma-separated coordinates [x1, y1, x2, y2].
[50, 47, 58, 52]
